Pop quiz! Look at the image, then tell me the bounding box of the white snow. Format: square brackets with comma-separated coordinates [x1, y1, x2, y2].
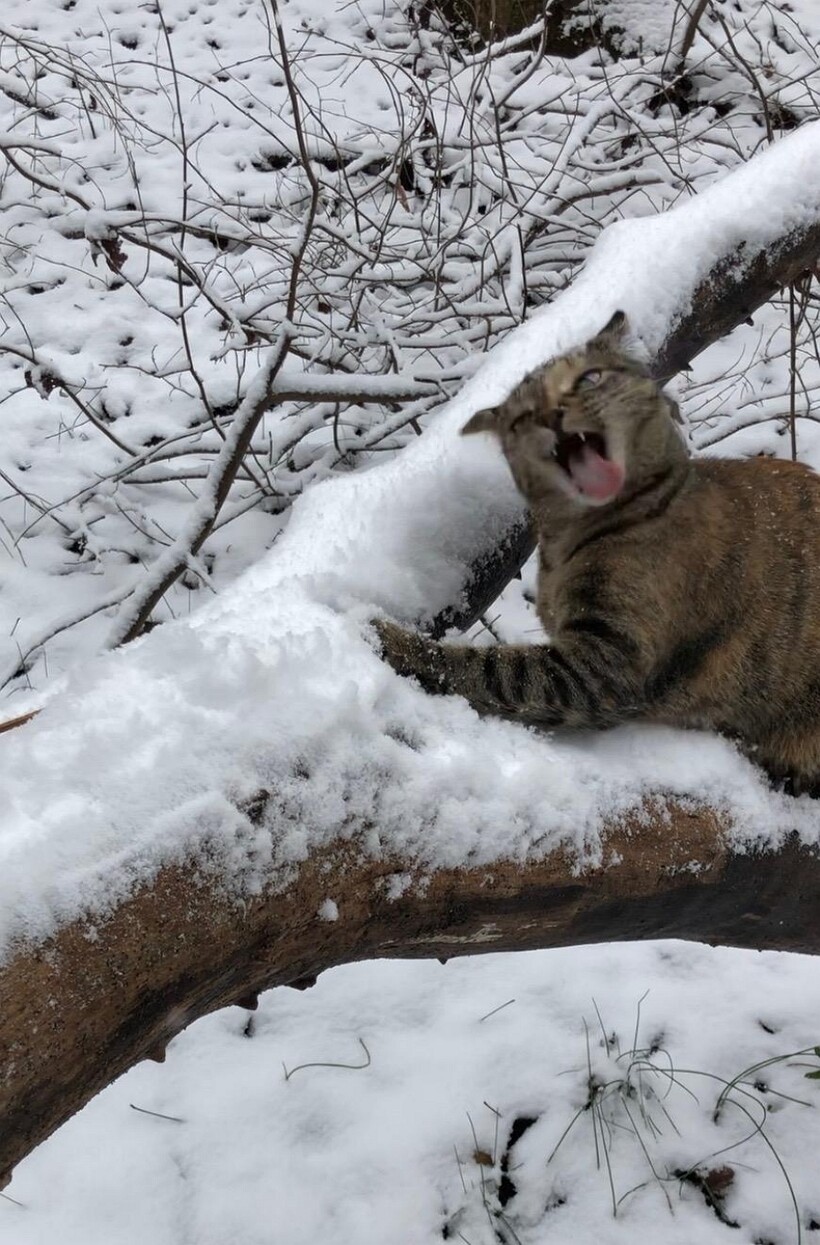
[2, 2, 820, 1242]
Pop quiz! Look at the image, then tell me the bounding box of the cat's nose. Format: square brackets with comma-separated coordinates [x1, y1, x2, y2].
[550, 407, 565, 432]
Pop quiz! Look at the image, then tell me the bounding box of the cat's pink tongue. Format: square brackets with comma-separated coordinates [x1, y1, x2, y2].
[568, 441, 625, 502]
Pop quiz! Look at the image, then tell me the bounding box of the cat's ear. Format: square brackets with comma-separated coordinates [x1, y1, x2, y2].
[591, 309, 628, 349]
[461, 406, 501, 436]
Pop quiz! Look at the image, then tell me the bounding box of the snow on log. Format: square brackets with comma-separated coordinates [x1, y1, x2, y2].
[3, 806, 820, 1191]
[2, 122, 820, 1186]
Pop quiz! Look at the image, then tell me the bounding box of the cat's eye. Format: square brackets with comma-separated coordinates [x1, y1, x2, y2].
[575, 369, 603, 390]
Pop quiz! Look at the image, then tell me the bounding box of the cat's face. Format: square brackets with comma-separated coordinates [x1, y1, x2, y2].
[462, 312, 684, 508]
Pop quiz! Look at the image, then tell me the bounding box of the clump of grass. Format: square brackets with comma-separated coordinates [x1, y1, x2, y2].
[547, 997, 811, 1243]
[447, 997, 816, 1244]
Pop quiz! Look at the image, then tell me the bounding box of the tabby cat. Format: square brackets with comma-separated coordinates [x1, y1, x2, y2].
[375, 310, 820, 795]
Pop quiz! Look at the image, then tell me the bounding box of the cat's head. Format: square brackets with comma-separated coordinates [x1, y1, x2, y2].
[461, 311, 686, 508]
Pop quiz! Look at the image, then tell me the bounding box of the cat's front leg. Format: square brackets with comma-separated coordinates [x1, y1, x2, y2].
[372, 618, 642, 727]
[374, 617, 521, 716]
[371, 618, 450, 695]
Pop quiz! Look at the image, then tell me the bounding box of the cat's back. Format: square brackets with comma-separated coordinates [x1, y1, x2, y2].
[670, 453, 820, 661]
[696, 452, 820, 499]
[691, 454, 820, 543]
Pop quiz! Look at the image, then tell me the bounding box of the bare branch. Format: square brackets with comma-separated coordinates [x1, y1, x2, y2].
[106, 332, 294, 647]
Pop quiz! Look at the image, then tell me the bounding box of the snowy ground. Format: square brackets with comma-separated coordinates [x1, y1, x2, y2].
[6, 943, 820, 1244]
[3, 0, 820, 1242]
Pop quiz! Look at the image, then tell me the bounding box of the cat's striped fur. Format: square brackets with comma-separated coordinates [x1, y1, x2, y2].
[375, 311, 820, 795]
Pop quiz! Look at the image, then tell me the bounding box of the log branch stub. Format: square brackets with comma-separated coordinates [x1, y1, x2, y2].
[651, 222, 820, 381]
[429, 515, 535, 638]
[1, 802, 819, 1186]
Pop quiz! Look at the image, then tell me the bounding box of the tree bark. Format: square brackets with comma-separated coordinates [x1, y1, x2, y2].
[2, 799, 819, 1189]
[430, 0, 613, 55]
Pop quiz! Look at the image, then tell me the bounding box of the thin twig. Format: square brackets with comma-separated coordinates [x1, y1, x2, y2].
[282, 1037, 371, 1081]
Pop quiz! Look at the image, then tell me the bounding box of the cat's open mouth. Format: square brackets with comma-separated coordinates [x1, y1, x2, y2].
[552, 430, 625, 503]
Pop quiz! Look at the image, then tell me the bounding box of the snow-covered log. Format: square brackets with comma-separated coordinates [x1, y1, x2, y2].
[2, 123, 820, 1187]
[3, 805, 820, 1191]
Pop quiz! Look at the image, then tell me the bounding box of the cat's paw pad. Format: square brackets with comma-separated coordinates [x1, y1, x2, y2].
[369, 618, 443, 692]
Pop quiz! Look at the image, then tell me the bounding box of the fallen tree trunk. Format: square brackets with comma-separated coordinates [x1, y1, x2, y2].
[2, 802, 820, 1189]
